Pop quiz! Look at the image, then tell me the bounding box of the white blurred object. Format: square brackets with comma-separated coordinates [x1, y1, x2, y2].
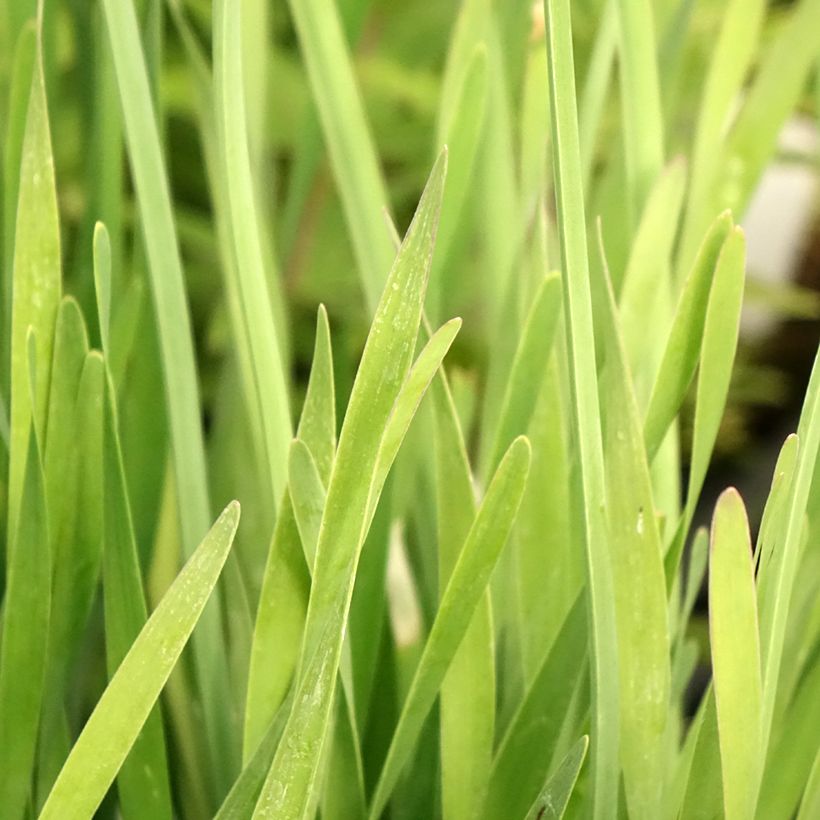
[742, 116, 819, 339]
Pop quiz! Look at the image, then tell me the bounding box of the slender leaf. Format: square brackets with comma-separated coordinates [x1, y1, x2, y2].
[39, 502, 241, 820]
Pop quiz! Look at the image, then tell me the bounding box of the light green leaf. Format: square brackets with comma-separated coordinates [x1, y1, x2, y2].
[214, 0, 292, 505]
[369, 435, 531, 820]
[102, 365, 173, 819]
[289, 439, 325, 570]
[431, 368, 493, 820]
[243, 305, 337, 759]
[524, 735, 589, 820]
[39, 501, 241, 820]
[0, 416, 49, 818]
[665, 227, 746, 585]
[101, 0, 234, 786]
[709, 489, 763, 820]
[480, 597, 586, 820]
[482, 271, 562, 477]
[8, 41, 61, 542]
[543, 1, 620, 814]
[253, 150, 447, 818]
[644, 211, 734, 463]
[284, 0, 394, 310]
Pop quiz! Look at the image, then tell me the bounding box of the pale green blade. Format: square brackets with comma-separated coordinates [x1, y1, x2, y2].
[8, 41, 61, 542]
[618, 158, 686, 404]
[370, 317, 461, 514]
[677, 0, 765, 272]
[243, 306, 335, 759]
[297, 305, 336, 486]
[102, 367, 173, 819]
[524, 735, 589, 820]
[480, 597, 586, 820]
[543, 1, 620, 814]
[368, 436, 531, 820]
[101, 0, 234, 785]
[284, 0, 394, 311]
[431, 366, 493, 820]
[614, 0, 664, 222]
[665, 227, 746, 585]
[253, 151, 447, 819]
[597, 241, 670, 820]
[213, 0, 292, 505]
[0, 416, 49, 817]
[289, 439, 326, 570]
[798, 746, 820, 820]
[709, 489, 763, 820]
[39, 502, 241, 820]
[482, 271, 561, 476]
[644, 211, 733, 462]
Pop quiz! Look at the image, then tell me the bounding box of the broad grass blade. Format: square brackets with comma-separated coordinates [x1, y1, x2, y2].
[39, 502, 241, 820]
[709, 489, 763, 820]
[8, 42, 61, 541]
[253, 151, 447, 818]
[369, 436, 531, 820]
[101, 368, 173, 819]
[284, 0, 394, 310]
[214, 0, 292, 504]
[524, 735, 589, 820]
[101, 0, 235, 786]
[480, 597, 586, 820]
[543, 1, 620, 813]
[644, 211, 733, 463]
[431, 369, 494, 820]
[0, 418, 49, 817]
[665, 227, 746, 585]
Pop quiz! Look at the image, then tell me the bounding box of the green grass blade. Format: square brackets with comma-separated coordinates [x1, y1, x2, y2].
[643, 211, 733, 462]
[430, 43, 487, 319]
[297, 305, 336, 486]
[253, 151, 447, 818]
[597, 243, 671, 819]
[665, 227, 746, 585]
[431, 367, 493, 820]
[244, 498, 309, 759]
[482, 271, 561, 476]
[798, 746, 820, 820]
[101, 0, 234, 785]
[369, 436, 531, 820]
[214, 0, 292, 505]
[371, 317, 462, 512]
[289, 439, 325, 570]
[709, 489, 763, 820]
[717, 0, 820, 221]
[614, 0, 664, 222]
[39, 501, 241, 820]
[284, 0, 394, 311]
[480, 596, 587, 820]
[524, 735, 589, 820]
[2, 19, 36, 357]
[543, 1, 620, 814]
[677, 0, 765, 272]
[579, 0, 616, 191]
[0, 416, 49, 818]
[216, 693, 294, 820]
[8, 40, 60, 541]
[101, 366, 173, 819]
[758, 329, 820, 762]
[618, 158, 686, 404]
[243, 305, 334, 758]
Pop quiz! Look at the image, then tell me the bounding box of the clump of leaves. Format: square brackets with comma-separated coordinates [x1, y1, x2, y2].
[0, 0, 819, 818]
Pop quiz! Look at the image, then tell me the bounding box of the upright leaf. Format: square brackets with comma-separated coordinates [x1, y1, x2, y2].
[709, 489, 763, 820]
